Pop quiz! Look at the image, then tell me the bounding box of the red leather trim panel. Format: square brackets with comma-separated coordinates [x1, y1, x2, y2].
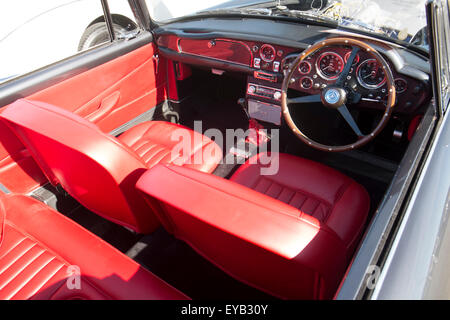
[0, 193, 188, 300]
[0, 43, 167, 194]
[136, 164, 349, 299]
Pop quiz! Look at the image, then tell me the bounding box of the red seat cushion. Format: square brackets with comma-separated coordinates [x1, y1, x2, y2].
[118, 121, 222, 173]
[0, 193, 188, 300]
[230, 152, 370, 253]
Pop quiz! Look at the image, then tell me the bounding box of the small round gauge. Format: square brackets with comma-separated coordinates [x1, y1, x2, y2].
[394, 78, 407, 93]
[298, 61, 312, 74]
[344, 51, 360, 65]
[357, 59, 386, 89]
[300, 76, 313, 90]
[316, 52, 344, 80]
[260, 44, 276, 62]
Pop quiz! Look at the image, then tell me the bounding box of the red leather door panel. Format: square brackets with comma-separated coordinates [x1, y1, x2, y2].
[28, 43, 166, 132]
[0, 42, 167, 193]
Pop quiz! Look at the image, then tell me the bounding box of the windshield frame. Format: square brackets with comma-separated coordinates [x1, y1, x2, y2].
[148, 5, 429, 57]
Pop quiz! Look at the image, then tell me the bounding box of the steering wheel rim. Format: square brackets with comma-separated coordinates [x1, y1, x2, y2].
[281, 37, 397, 152]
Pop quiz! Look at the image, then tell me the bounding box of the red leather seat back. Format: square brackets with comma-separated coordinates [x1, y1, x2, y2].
[136, 164, 349, 299]
[0, 99, 160, 233]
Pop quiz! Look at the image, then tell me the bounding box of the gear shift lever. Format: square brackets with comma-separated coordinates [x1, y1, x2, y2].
[237, 98, 250, 119]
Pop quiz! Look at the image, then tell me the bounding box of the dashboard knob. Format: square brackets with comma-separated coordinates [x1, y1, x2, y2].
[248, 85, 256, 94]
[273, 91, 282, 100]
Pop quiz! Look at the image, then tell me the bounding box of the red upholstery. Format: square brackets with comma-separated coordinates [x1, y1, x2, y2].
[136, 157, 369, 299]
[231, 153, 370, 254]
[118, 121, 222, 173]
[0, 99, 221, 233]
[0, 193, 188, 300]
[0, 43, 166, 195]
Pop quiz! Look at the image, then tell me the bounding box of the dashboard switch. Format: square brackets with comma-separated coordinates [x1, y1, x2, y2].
[273, 61, 280, 72]
[254, 58, 261, 69]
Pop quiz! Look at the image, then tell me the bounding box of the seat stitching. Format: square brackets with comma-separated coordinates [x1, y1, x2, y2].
[143, 146, 169, 165]
[0, 248, 45, 290]
[272, 183, 285, 201]
[6, 256, 57, 299]
[259, 177, 274, 195]
[290, 192, 308, 211]
[324, 180, 352, 224]
[135, 141, 159, 158]
[260, 176, 333, 208]
[250, 175, 263, 190]
[130, 139, 150, 151]
[0, 243, 36, 275]
[304, 200, 322, 220]
[25, 263, 65, 300]
[152, 149, 172, 166]
[0, 237, 26, 260]
[285, 190, 297, 209]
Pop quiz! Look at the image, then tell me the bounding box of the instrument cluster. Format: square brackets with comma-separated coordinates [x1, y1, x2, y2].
[290, 46, 392, 94]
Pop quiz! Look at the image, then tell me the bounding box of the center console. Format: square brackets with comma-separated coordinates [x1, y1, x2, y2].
[245, 73, 283, 126]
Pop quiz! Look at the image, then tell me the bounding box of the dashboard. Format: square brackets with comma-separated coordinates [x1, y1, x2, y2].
[155, 18, 430, 115]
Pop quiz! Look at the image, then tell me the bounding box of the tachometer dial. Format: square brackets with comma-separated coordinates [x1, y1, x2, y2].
[316, 52, 344, 80]
[260, 44, 276, 62]
[357, 59, 386, 89]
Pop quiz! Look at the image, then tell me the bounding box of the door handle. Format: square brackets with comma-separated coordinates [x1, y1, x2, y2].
[86, 91, 121, 123]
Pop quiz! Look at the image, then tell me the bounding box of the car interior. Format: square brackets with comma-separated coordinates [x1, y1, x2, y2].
[0, 1, 435, 300]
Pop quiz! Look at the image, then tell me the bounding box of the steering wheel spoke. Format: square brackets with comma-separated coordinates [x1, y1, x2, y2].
[337, 105, 364, 137]
[287, 94, 321, 104]
[336, 46, 359, 86]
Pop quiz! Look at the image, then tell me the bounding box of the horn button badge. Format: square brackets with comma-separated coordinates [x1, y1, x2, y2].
[321, 87, 347, 109]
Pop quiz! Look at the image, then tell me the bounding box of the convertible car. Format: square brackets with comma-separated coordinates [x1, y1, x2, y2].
[0, 0, 449, 300]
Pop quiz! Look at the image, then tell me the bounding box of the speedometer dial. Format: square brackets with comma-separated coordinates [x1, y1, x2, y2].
[357, 59, 386, 89]
[316, 52, 344, 80]
[260, 44, 276, 62]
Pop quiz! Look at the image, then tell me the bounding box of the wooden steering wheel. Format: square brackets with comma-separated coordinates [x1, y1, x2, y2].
[281, 37, 396, 152]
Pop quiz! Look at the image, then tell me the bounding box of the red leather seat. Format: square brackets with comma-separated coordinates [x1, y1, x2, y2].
[0, 193, 188, 300]
[136, 153, 369, 299]
[0, 99, 222, 233]
[230, 152, 370, 255]
[117, 121, 222, 172]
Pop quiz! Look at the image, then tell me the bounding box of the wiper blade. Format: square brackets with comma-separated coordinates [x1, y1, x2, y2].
[197, 6, 338, 27]
[197, 7, 271, 16]
[270, 8, 338, 26]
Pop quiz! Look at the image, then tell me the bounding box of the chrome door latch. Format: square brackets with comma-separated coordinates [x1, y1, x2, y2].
[152, 54, 160, 74]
